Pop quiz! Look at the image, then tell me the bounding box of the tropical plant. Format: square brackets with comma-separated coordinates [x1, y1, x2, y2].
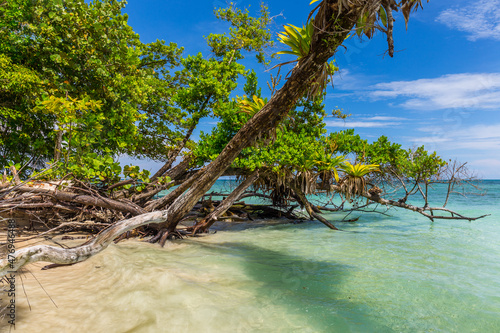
[340, 161, 380, 177]
[276, 21, 314, 59]
[275, 20, 339, 98]
[338, 161, 380, 201]
[237, 95, 267, 116]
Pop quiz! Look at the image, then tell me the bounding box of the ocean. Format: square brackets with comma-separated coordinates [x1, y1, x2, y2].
[11, 180, 500, 332]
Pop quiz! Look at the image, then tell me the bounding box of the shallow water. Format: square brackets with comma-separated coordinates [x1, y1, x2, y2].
[10, 181, 500, 332]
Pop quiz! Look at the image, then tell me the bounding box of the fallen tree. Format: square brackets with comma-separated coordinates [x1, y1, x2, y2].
[0, 211, 168, 276]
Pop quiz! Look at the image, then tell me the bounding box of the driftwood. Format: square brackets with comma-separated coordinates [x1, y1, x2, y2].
[0, 210, 168, 277]
[14, 186, 144, 216]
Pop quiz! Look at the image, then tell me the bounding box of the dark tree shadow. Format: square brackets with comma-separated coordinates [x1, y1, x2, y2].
[194, 240, 394, 332]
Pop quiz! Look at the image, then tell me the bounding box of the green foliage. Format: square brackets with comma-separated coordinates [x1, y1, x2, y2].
[0, 0, 183, 165]
[207, 3, 274, 65]
[243, 69, 261, 97]
[122, 165, 152, 192]
[65, 154, 122, 184]
[331, 129, 446, 182]
[0, 53, 52, 166]
[174, 53, 245, 115]
[398, 146, 447, 181]
[339, 161, 380, 177]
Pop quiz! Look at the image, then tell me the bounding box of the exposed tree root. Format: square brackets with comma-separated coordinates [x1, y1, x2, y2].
[290, 182, 339, 230]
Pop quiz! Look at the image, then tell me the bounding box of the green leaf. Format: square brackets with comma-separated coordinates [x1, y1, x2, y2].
[379, 6, 388, 27]
[50, 54, 62, 63]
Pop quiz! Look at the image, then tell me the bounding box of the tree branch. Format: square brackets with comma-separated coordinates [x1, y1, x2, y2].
[0, 211, 168, 277]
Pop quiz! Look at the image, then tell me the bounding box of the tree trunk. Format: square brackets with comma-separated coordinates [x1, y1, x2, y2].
[0, 210, 168, 277]
[161, 9, 357, 232]
[290, 182, 339, 230]
[191, 169, 259, 234]
[150, 122, 197, 182]
[54, 130, 63, 161]
[145, 168, 202, 212]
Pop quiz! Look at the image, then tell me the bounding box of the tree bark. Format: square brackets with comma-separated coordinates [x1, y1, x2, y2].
[161, 6, 357, 232]
[145, 168, 201, 212]
[191, 169, 259, 234]
[9, 166, 21, 185]
[290, 182, 339, 230]
[15, 186, 144, 216]
[54, 130, 63, 161]
[151, 122, 197, 182]
[0, 210, 168, 277]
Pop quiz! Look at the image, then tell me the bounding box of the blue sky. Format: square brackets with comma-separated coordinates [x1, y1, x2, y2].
[121, 0, 500, 179]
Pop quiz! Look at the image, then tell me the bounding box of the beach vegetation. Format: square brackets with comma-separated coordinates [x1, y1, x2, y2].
[0, 0, 487, 274]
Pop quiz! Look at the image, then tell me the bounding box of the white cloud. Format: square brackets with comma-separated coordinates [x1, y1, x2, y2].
[409, 124, 500, 179]
[410, 124, 500, 151]
[437, 0, 500, 41]
[367, 116, 408, 121]
[331, 69, 380, 91]
[370, 73, 500, 110]
[325, 120, 402, 128]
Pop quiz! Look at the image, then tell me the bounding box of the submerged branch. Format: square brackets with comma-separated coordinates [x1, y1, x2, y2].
[361, 191, 488, 221]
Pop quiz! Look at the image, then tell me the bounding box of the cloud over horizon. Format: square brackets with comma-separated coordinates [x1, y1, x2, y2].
[410, 123, 500, 151]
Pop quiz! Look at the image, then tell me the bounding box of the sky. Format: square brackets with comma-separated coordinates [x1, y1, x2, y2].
[120, 0, 500, 179]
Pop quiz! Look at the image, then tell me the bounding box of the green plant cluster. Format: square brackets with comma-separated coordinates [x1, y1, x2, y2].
[332, 129, 446, 181]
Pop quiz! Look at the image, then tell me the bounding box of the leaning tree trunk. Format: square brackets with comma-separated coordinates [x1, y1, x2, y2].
[160, 3, 358, 233]
[290, 182, 339, 230]
[190, 169, 259, 234]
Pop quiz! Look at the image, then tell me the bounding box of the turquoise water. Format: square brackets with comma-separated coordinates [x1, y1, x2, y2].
[16, 181, 500, 332]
